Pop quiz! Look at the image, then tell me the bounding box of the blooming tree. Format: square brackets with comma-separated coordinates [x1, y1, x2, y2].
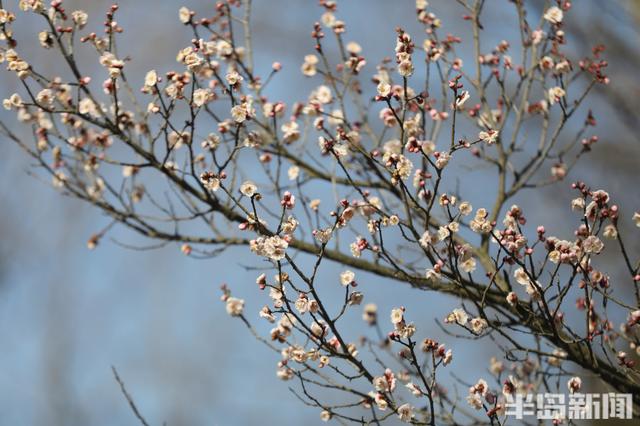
[2, 0, 639, 424]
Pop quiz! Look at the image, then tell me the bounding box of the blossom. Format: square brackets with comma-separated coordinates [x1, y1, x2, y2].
[79, 98, 100, 117]
[398, 323, 416, 339]
[225, 297, 244, 317]
[591, 189, 610, 205]
[71, 10, 88, 28]
[437, 225, 450, 241]
[548, 349, 567, 367]
[470, 378, 489, 396]
[321, 11, 336, 27]
[582, 235, 604, 254]
[231, 104, 249, 123]
[315, 85, 332, 104]
[225, 70, 243, 86]
[571, 197, 585, 211]
[38, 31, 53, 49]
[390, 307, 404, 325]
[486, 357, 503, 376]
[377, 81, 391, 97]
[281, 121, 300, 143]
[276, 367, 294, 381]
[310, 321, 327, 338]
[168, 131, 190, 149]
[478, 129, 499, 144]
[269, 288, 284, 309]
[314, 227, 332, 244]
[543, 6, 564, 24]
[425, 268, 441, 283]
[19, 0, 45, 12]
[397, 404, 414, 422]
[383, 139, 402, 155]
[454, 90, 470, 109]
[602, 224, 617, 239]
[470, 208, 492, 233]
[301, 54, 318, 77]
[363, 303, 377, 325]
[340, 270, 355, 286]
[348, 292, 363, 305]
[36, 89, 55, 108]
[199, 171, 220, 191]
[467, 379, 489, 410]
[5, 50, 31, 79]
[373, 369, 396, 392]
[446, 308, 468, 326]
[52, 171, 67, 188]
[346, 41, 362, 54]
[513, 268, 530, 286]
[337, 207, 355, 228]
[213, 40, 232, 57]
[350, 237, 367, 257]
[281, 191, 295, 209]
[178, 47, 204, 71]
[243, 132, 263, 148]
[320, 411, 331, 422]
[567, 376, 582, 394]
[99, 52, 125, 78]
[548, 86, 566, 105]
[193, 88, 212, 107]
[466, 393, 483, 410]
[87, 178, 105, 200]
[178, 6, 192, 24]
[0, 9, 13, 24]
[259, 306, 275, 323]
[531, 29, 545, 45]
[397, 60, 414, 77]
[144, 70, 158, 87]
[122, 165, 139, 178]
[443, 349, 453, 365]
[418, 231, 433, 249]
[383, 151, 413, 183]
[288, 165, 300, 181]
[318, 355, 330, 368]
[459, 201, 473, 216]
[460, 258, 476, 273]
[281, 216, 298, 235]
[201, 134, 220, 151]
[3, 93, 22, 110]
[470, 317, 488, 334]
[250, 235, 289, 261]
[318, 136, 347, 157]
[240, 181, 257, 197]
[435, 152, 450, 169]
[373, 392, 388, 411]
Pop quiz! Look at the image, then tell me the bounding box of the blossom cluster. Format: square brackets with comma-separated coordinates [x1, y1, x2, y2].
[1, 0, 638, 424]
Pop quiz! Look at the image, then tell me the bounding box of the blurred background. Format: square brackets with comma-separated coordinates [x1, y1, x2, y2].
[0, 0, 638, 424]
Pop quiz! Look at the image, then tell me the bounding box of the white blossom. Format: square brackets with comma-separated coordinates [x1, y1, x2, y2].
[178, 6, 192, 24]
[225, 297, 244, 316]
[340, 270, 355, 286]
[377, 81, 391, 97]
[240, 181, 257, 197]
[447, 308, 468, 326]
[543, 6, 563, 24]
[548, 86, 566, 105]
[397, 403, 414, 422]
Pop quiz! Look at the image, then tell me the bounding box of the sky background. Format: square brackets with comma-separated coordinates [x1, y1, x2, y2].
[0, 1, 638, 425]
